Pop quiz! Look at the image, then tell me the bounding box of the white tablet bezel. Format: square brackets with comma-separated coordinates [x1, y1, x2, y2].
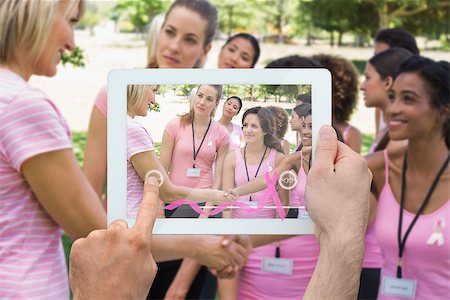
[107, 69, 331, 234]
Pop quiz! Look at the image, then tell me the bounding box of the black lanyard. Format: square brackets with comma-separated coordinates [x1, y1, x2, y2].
[191, 119, 211, 168]
[243, 145, 268, 202]
[396, 151, 450, 278]
[275, 243, 281, 258]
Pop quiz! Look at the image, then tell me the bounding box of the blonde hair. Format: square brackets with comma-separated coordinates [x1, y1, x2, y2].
[0, 0, 85, 65]
[146, 13, 165, 68]
[127, 84, 157, 114]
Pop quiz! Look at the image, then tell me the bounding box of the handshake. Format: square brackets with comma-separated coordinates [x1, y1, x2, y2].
[69, 176, 252, 299]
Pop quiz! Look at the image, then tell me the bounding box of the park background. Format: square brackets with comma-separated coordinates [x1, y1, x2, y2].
[27, 0, 449, 291]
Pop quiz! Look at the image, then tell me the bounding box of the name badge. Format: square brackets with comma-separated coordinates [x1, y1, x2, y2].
[298, 210, 310, 219]
[186, 168, 201, 177]
[382, 276, 417, 298]
[262, 257, 293, 275]
[241, 200, 258, 208]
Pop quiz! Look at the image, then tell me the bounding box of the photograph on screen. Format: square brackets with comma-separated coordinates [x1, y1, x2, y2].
[126, 83, 313, 222]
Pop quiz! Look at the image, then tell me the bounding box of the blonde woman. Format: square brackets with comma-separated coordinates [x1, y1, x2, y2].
[0, 1, 107, 298]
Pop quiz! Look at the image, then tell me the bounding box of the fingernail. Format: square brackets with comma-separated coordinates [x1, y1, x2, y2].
[319, 125, 334, 140]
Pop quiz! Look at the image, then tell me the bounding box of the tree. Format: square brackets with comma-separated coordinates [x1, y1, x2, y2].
[113, 0, 169, 33]
[365, 0, 449, 29]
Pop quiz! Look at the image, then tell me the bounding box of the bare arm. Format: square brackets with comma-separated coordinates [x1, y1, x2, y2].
[282, 139, 291, 155]
[159, 131, 174, 172]
[217, 151, 239, 299]
[346, 126, 362, 154]
[232, 151, 300, 197]
[83, 106, 107, 200]
[22, 149, 106, 239]
[131, 150, 233, 204]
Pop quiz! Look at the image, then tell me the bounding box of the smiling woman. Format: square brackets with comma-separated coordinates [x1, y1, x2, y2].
[367, 56, 450, 300]
[218, 33, 260, 69]
[0, 0, 109, 298]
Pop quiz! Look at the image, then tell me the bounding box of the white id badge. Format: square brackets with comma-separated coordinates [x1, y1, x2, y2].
[382, 276, 417, 298]
[241, 200, 258, 208]
[298, 210, 310, 219]
[186, 168, 201, 177]
[262, 257, 293, 275]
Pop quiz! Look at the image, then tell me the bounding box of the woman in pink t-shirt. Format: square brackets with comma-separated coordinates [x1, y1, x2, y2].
[155, 85, 229, 298]
[218, 96, 244, 151]
[0, 1, 107, 298]
[367, 56, 449, 299]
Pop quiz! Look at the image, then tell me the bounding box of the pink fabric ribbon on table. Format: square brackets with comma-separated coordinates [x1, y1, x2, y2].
[164, 169, 286, 220]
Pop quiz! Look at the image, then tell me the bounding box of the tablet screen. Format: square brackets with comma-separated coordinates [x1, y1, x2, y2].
[108, 69, 331, 234]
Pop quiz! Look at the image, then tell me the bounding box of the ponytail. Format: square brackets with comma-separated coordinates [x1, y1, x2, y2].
[264, 133, 284, 154]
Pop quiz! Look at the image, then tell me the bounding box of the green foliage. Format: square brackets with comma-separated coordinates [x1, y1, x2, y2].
[72, 131, 87, 167]
[113, 0, 170, 33]
[362, 133, 374, 156]
[60, 47, 85, 68]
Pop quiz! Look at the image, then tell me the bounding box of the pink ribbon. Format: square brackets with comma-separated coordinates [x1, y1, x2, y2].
[164, 169, 286, 220]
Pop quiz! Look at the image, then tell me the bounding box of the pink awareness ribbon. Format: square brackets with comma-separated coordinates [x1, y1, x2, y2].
[164, 169, 286, 220]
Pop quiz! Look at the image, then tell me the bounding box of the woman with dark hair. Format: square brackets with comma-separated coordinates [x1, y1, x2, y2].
[218, 33, 260, 68]
[218, 96, 244, 151]
[374, 28, 420, 55]
[362, 48, 413, 153]
[313, 54, 362, 153]
[358, 47, 414, 300]
[367, 56, 449, 299]
[219, 107, 288, 299]
[219, 104, 320, 299]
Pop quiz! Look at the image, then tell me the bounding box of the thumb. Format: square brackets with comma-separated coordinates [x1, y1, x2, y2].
[312, 125, 338, 174]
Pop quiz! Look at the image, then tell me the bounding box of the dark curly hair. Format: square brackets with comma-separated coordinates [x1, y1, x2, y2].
[313, 54, 359, 123]
[267, 106, 289, 139]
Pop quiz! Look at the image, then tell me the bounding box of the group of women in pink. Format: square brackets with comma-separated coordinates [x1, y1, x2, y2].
[0, 0, 448, 299]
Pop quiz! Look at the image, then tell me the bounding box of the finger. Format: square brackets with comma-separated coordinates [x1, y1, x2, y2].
[312, 125, 338, 174]
[133, 176, 159, 235]
[221, 235, 235, 247]
[108, 219, 129, 230]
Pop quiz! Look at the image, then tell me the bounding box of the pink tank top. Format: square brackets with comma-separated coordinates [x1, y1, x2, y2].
[232, 148, 277, 219]
[236, 149, 320, 299]
[290, 152, 307, 208]
[361, 133, 385, 268]
[376, 150, 450, 299]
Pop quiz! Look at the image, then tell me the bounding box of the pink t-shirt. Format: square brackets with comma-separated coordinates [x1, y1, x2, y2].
[164, 116, 229, 189]
[228, 123, 243, 152]
[376, 150, 450, 299]
[127, 117, 154, 218]
[0, 68, 72, 299]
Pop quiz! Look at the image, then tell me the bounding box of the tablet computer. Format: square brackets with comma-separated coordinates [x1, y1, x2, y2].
[107, 69, 331, 234]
